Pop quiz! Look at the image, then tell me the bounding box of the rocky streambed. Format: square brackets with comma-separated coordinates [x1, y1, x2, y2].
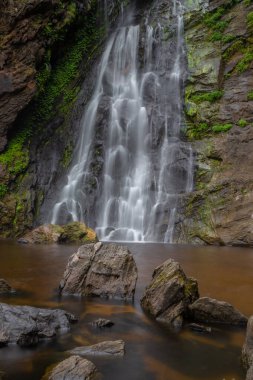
[0, 240, 253, 379]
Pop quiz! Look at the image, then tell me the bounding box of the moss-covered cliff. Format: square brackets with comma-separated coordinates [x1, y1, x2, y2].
[0, 0, 124, 237]
[175, 0, 253, 246]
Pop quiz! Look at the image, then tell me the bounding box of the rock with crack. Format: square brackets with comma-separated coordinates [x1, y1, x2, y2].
[42, 355, 98, 380]
[59, 242, 138, 300]
[189, 297, 247, 326]
[141, 259, 199, 328]
[242, 316, 253, 373]
[68, 340, 125, 357]
[91, 318, 114, 328]
[0, 279, 15, 294]
[0, 303, 77, 347]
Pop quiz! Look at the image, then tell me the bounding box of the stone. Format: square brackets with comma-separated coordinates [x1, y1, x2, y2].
[0, 279, 15, 294]
[188, 323, 212, 333]
[69, 340, 125, 357]
[91, 318, 114, 328]
[44, 355, 98, 380]
[141, 259, 199, 328]
[246, 365, 253, 380]
[59, 243, 138, 300]
[0, 303, 77, 347]
[188, 297, 247, 326]
[242, 316, 253, 370]
[18, 222, 97, 244]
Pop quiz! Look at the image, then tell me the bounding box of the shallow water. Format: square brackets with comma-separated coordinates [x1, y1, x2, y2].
[0, 240, 252, 380]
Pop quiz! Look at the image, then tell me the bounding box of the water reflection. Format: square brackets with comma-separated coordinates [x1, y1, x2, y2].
[0, 240, 251, 379]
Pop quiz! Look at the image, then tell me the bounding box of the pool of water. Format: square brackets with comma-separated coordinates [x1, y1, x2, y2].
[0, 240, 252, 380]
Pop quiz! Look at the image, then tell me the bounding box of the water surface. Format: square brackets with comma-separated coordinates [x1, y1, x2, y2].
[0, 240, 252, 380]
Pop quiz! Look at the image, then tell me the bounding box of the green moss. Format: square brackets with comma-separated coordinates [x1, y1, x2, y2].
[0, 129, 30, 177]
[247, 11, 253, 29]
[238, 119, 247, 127]
[62, 144, 73, 168]
[190, 90, 223, 103]
[212, 123, 233, 133]
[187, 123, 210, 140]
[236, 48, 253, 73]
[0, 184, 8, 199]
[248, 90, 253, 100]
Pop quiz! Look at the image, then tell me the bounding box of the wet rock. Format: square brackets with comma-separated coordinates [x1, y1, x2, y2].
[19, 222, 97, 244]
[91, 318, 114, 328]
[0, 303, 77, 347]
[43, 355, 98, 380]
[247, 365, 253, 380]
[69, 340, 125, 356]
[0, 279, 15, 294]
[242, 316, 253, 370]
[59, 243, 138, 300]
[141, 259, 199, 328]
[188, 297, 247, 326]
[188, 323, 212, 333]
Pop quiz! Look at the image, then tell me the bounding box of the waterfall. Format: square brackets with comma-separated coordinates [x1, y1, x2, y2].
[50, 0, 194, 243]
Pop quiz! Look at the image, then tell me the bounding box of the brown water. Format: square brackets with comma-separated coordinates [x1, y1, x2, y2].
[0, 240, 252, 380]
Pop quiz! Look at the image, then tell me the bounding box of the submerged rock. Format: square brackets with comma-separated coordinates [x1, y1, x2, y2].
[189, 297, 247, 326]
[69, 340, 125, 357]
[141, 259, 199, 328]
[0, 303, 77, 347]
[43, 355, 98, 380]
[0, 279, 15, 294]
[59, 243, 137, 300]
[19, 222, 97, 244]
[91, 318, 114, 328]
[188, 323, 212, 334]
[242, 316, 253, 370]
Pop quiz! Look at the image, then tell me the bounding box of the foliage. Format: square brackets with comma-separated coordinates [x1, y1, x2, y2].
[190, 91, 223, 103]
[238, 119, 247, 127]
[0, 184, 8, 199]
[212, 123, 233, 133]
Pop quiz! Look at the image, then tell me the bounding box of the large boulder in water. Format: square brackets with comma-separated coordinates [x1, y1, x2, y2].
[19, 222, 97, 244]
[188, 297, 247, 326]
[0, 279, 15, 294]
[42, 355, 98, 380]
[0, 303, 77, 347]
[242, 316, 253, 370]
[59, 243, 138, 300]
[141, 259, 199, 328]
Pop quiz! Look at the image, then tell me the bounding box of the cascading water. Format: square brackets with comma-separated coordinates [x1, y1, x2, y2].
[50, 0, 194, 243]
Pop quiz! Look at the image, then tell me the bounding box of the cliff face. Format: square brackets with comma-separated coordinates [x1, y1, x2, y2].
[176, 0, 253, 246]
[0, 0, 124, 237]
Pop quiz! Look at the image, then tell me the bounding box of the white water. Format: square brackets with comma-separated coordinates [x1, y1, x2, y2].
[51, 0, 194, 243]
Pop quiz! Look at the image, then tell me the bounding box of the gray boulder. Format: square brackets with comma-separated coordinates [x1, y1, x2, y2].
[0, 303, 77, 347]
[0, 279, 15, 294]
[59, 243, 137, 300]
[242, 316, 253, 370]
[44, 355, 98, 380]
[69, 340, 125, 356]
[189, 297, 247, 326]
[141, 259, 199, 328]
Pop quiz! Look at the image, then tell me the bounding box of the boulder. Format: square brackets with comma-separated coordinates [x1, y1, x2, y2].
[43, 355, 98, 380]
[188, 297, 247, 326]
[141, 259, 199, 328]
[69, 340, 125, 357]
[247, 366, 253, 380]
[18, 222, 97, 244]
[242, 316, 253, 370]
[91, 318, 114, 328]
[59, 243, 138, 300]
[0, 279, 15, 294]
[0, 303, 77, 347]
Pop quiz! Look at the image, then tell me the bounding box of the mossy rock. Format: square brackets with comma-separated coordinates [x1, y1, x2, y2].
[59, 222, 97, 244]
[19, 222, 97, 244]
